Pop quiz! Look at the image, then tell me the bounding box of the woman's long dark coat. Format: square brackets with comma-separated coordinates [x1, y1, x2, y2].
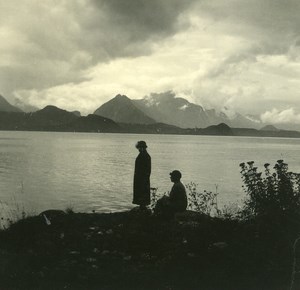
[133, 151, 151, 206]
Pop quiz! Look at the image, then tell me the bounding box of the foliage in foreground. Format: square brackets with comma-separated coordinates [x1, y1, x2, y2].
[240, 160, 300, 218]
[1, 160, 300, 289]
[150, 159, 300, 223]
[151, 182, 237, 219]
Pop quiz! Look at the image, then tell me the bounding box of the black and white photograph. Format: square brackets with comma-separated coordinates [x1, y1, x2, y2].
[0, 0, 300, 289]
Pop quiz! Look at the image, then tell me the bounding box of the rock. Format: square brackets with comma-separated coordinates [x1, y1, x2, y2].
[69, 251, 80, 255]
[211, 242, 228, 249]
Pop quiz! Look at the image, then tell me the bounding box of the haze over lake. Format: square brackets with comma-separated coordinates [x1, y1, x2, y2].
[1, 131, 300, 215]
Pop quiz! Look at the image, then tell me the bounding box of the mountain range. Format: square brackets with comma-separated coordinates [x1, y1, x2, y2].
[94, 92, 262, 129]
[0, 92, 299, 133]
[0, 106, 120, 132]
[0, 102, 299, 138]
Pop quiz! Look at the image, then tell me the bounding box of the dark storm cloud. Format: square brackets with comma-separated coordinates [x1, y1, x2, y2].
[0, 0, 194, 98]
[197, 0, 300, 55]
[77, 0, 194, 59]
[93, 0, 192, 38]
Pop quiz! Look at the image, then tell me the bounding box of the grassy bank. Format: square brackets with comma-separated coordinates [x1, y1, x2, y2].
[0, 209, 299, 290]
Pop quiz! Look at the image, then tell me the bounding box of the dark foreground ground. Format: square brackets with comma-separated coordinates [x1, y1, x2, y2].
[0, 209, 299, 290]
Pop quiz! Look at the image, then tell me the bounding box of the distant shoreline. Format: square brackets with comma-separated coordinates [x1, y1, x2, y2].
[0, 127, 300, 139]
[0, 107, 299, 139]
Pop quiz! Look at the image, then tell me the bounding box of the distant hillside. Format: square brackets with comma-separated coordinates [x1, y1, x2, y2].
[119, 122, 185, 135]
[232, 127, 300, 138]
[120, 122, 234, 136]
[64, 114, 120, 132]
[260, 125, 279, 131]
[200, 123, 234, 136]
[0, 105, 78, 131]
[29, 106, 78, 130]
[94, 94, 156, 124]
[0, 105, 119, 132]
[0, 95, 22, 112]
[72, 111, 81, 117]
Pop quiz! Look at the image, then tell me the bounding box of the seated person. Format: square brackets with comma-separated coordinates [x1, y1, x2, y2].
[155, 170, 187, 218]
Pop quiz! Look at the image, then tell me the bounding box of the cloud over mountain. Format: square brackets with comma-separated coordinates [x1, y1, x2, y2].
[261, 108, 300, 124]
[1, 0, 300, 118]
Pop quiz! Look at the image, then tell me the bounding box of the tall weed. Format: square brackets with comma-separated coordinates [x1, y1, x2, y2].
[240, 160, 300, 218]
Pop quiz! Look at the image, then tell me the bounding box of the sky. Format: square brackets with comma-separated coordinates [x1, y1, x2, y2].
[1, 0, 300, 123]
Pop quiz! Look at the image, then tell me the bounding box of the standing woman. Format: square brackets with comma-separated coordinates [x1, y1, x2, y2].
[133, 141, 151, 209]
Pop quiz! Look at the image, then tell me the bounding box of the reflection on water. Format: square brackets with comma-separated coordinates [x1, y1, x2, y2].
[0, 131, 300, 214]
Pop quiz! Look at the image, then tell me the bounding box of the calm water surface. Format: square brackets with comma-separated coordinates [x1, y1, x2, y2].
[1, 131, 300, 215]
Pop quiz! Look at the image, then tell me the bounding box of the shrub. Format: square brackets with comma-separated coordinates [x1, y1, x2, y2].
[65, 206, 74, 214]
[150, 184, 220, 217]
[219, 202, 241, 220]
[240, 160, 300, 218]
[185, 182, 220, 216]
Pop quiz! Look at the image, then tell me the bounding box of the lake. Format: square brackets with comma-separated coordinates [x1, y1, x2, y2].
[1, 131, 300, 217]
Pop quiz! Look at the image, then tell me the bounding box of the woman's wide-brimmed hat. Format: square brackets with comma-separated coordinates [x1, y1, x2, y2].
[136, 140, 147, 148]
